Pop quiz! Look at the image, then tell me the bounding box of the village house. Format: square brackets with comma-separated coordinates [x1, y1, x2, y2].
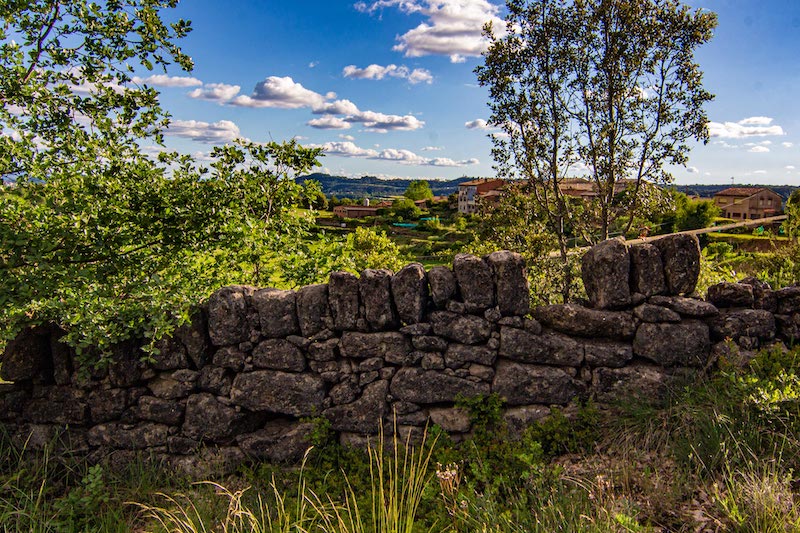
[712, 187, 783, 220]
[332, 200, 392, 218]
[457, 178, 506, 214]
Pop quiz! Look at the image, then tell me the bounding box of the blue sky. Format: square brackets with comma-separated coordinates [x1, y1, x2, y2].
[143, 0, 800, 186]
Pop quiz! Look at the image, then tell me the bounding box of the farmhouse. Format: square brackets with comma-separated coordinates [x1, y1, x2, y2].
[712, 187, 783, 220]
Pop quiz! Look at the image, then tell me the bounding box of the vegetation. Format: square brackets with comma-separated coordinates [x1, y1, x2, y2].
[403, 180, 434, 201]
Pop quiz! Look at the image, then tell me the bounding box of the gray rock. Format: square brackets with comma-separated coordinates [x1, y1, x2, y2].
[532, 304, 636, 339]
[485, 251, 529, 316]
[252, 339, 305, 372]
[421, 352, 445, 370]
[230, 371, 325, 417]
[183, 393, 262, 442]
[445, 343, 497, 367]
[633, 321, 710, 367]
[296, 284, 331, 338]
[654, 234, 701, 295]
[148, 370, 196, 399]
[339, 332, 412, 364]
[360, 269, 398, 331]
[499, 327, 583, 366]
[237, 421, 314, 462]
[430, 311, 493, 345]
[412, 335, 449, 352]
[707, 283, 754, 308]
[23, 387, 87, 424]
[133, 396, 184, 425]
[174, 310, 211, 369]
[329, 380, 360, 405]
[648, 295, 719, 317]
[197, 366, 232, 396]
[208, 285, 254, 346]
[88, 388, 136, 423]
[252, 288, 299, 338]
[629, 243, 666, 297]
[213, 346, 247, 372]
[390, 368, 489, 404]
[593, 364, 696, 403]
[0, 326, 51, 382]
[151, 336, 189, 371]
[88, 423, 169, 449]
[581, 239, 631, 309]
[775, 313, 800, 343]
[391, 263, 429, 325]
[503, 405, 550, 437]
[707, 309, 776, 341]
[740, 277, 776, 312]
[400, 322, 433, 336]
[307, 338, 339, 362]
[329, 271, 360, 331]
[325, 380, 389, 434]
[492, 360, 586, 405]
[776, 286, 800, 314]
[453, 254, 495, 312]
[583, 339, 633, 368]
[428, 407, 471, 433]
[428, 266, 457, 308]
[633, 304, 681, 323]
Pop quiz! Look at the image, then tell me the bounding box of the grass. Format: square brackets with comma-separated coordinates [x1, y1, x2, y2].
[3, 344, 800, 531]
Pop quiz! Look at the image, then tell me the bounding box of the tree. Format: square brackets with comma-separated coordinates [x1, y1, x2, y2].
[477, 0, 716, 299]
[0, 2, 323, 359]
[404, 180, 434, 201]
[391, 197, 422, 220]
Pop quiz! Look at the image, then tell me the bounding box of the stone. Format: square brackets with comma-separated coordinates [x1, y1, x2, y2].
[230, 371, 325, 417]
[183, 393, 262, 442]
[740, 277, 777, 312]
[484, 307, 502, 323]
[208, 285, 254, 346]
[776, 286, 800, 314]
[168, 436, 199, 455]
[412, 335, 449, 352]
[151, 336, 189, 370]
[1, 326, 52, 382]
[148, 371, 196, 399]
[107, 340, 147, 387]
[252, 339, 305, 372]
[707, 309, 776, 341]
[391, 263, 429, 325]
[329, 271, 360, 330]
[492, 360, 586, 405]
[532, 304, 636, 339]
[252, 288, 299, 338]
[390, 368, 489, 404]
[88, 423, 169, 449]
[583, 339, 633, 368]
[485, 251, 529, 316]
[469, 364, 495, 381]
[23, 387, 87, 424]
[428, 266, 457, 309]
[593, 364, 696, 403]
[581, 239, 631, 309]
[707, 282, 754, 308]
[49, 331, 73, 385]
[633, 321, 711, 367]
[339, 332, 412, 363]
[325, 380, 389, 434]
[654, 234, 701, 295]
[523, 318, 543, 335]
[88, 388, 135, 423]
[445, 343, 497, 367]
[633, 304, 681, 323]
[329, 380, 360, 405]
[775, 314, 800, 343]
[308, 338, 339, 362]
[360, 269, 398, 331]
[428, 407, 471, 433]
[296, 284, 331, 338]
[503, 405, 551, 437]
[499, 327, 583, 366]
[453, 254, 495, 312]
[629, 243, 666, 297]
[168, 447, 245, 478]
[213, 346, 247, 372]
[421, 352, 445, 370]
[133, 396, 184, 425]
[400, 322, 433, 336]
[174, 310, 211, 369]
[197, 366, 232, 396]
[430, 311, 493, 345]
[237, 421, 314, 462]
[648, 295, 718, 317]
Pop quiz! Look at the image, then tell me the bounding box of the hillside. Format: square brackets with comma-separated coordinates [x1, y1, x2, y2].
[296, 173, 477, 198]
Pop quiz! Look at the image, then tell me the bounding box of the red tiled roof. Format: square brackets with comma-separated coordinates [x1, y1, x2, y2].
[459, 178, 504, 187]
[715, 187, 767, 197]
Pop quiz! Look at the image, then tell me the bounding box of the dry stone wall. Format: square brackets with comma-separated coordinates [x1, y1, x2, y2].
[2, 236, 798, 474]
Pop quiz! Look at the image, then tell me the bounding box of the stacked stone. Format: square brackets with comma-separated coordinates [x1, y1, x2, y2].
[0, 237, 795, 475]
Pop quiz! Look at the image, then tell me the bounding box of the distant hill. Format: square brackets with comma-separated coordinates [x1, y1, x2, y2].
[674, 184, 797, 201]
[296, 173, 477, 198]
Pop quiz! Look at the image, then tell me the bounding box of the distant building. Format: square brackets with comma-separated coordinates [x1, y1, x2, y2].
[713, 187, 783, 220]
[457, 179, 506, 214]
[332, 201, 392, 218]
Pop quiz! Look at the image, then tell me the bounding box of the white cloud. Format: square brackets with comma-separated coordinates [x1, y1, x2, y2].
[231, 76, 327, 109]
[339, 134, 356, 141]
[311, 140, 477, 166]
[787, 165, 796, 170]
[166, 119, 241, 144]
[783, 142, 794, 148]
[753, 170, 767, 175]
[132, 74, 203, 87]
[687, 166, 699, 173]
[465, 118, 491, 130]
[348, 110, 425, 132]
[187, 83, 241, 102]
[422, 146, 443, 151]
[708, 117, 785, 138]
[357, 0, 505, 63]
[307, 116, 353, 130]
[309, 61, 319, 68]
[748, 145, 770, 153]
[312, 99, 361, 115]
[343, 64, 433, 84]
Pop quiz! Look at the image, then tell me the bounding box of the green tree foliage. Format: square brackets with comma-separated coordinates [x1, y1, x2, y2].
[403, 180, 434, 201]
[391, 197, 422, 221]
[783, 189, 800, 239]
[0, 2, 323, 358]
[671, 192, 721, 232]
[476, 0, 716, 297]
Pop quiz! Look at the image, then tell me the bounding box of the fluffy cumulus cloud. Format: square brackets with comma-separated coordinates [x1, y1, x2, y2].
[307, 116, 352, 130]
[687, 166, 699, 174]
[310, 140, 478, 167]
[349, 110, 424, 132]
[188, 83, 242, 102]
[231, 76, 328, 109]
[465, 118, 491, 130]
[421, 145, 443, 151]
[783, 142, 795, 148]
[165, 119, 241, 144]
[708, 117, 785, 138]
[343, 64, 433, 84]
[356, 0, 505, 63]
[132, 74, 203, 87]
[312, 99, 361, 115]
